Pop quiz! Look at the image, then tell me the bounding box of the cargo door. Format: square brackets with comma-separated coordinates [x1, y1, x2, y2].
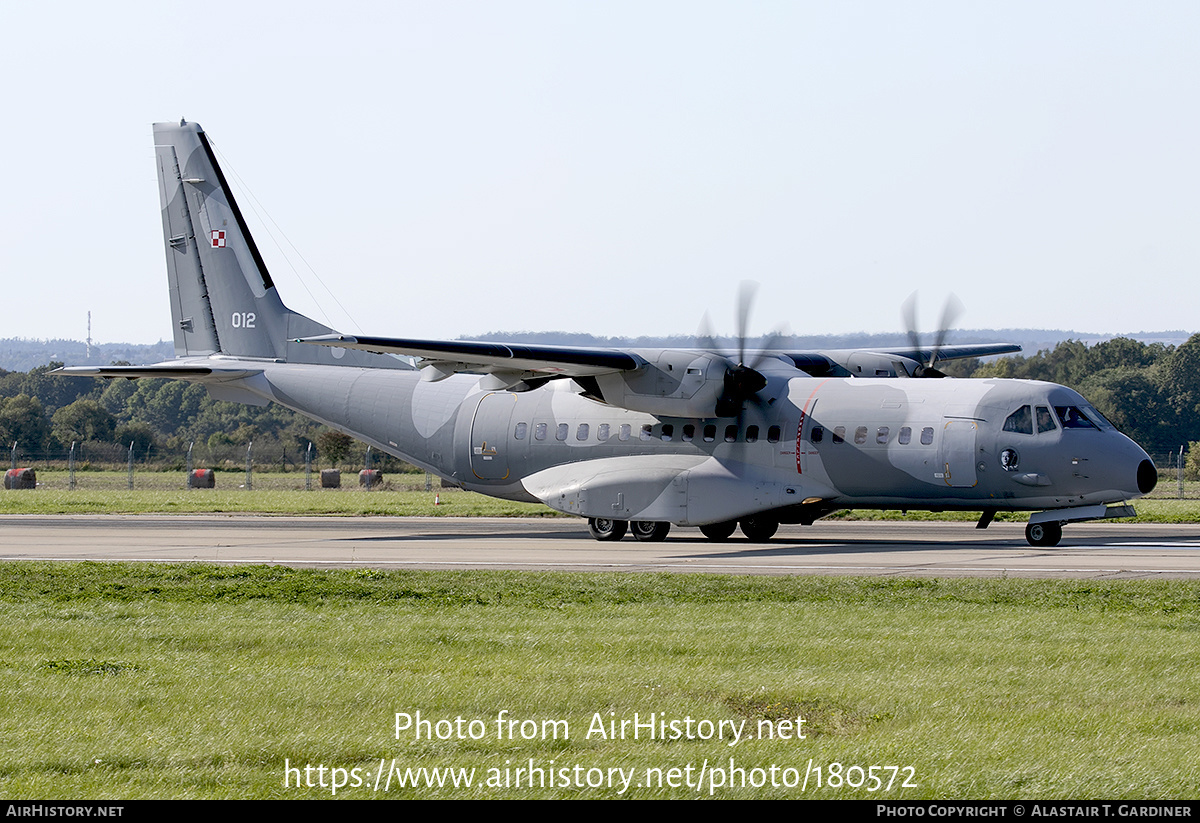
[940, 419, 978, 488]
[470, 392, 517, 480]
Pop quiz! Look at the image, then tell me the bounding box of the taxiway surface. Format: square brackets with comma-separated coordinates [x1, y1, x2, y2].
[3, 515, 1200, 578]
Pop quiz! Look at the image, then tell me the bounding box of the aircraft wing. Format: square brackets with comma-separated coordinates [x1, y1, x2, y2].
[298, 336, 1017, 372]
[295, 334, 642, 377]
[870, 342, 1022, 362]
[297, 334, 1021, 387]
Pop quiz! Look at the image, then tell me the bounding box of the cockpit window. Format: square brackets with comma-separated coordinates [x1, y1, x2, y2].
[1055, 406, 1098, 429]
[1003, 405, 1033, 435]
[1082, 405, 1114, 429]
[1035, 406, 1057, 435]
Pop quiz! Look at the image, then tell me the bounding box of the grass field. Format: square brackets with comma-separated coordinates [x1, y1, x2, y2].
[0, 564, 1197, 799]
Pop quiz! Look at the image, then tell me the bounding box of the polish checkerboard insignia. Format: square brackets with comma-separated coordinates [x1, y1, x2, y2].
[211, 230, 226, 248]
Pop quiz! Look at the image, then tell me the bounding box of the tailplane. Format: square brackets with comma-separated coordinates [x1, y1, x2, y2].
[154, 120, 398, 368]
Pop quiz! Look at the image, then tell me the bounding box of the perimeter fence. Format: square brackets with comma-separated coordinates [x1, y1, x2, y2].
[2, 440, 449, 493]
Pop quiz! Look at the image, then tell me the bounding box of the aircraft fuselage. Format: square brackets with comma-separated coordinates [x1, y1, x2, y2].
[251, 363, 1153, 527]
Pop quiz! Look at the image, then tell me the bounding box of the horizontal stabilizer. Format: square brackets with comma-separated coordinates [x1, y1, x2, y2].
[54, 364, 261, 380]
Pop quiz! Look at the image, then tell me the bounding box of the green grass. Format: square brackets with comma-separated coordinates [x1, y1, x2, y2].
[0, 564, 1197, 799]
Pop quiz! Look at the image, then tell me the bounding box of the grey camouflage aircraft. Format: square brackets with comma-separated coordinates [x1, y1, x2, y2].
[60, 120, 1159, 547]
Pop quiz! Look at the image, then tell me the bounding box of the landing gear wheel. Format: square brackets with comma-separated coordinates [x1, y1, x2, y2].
[739, 516, 779, 543]
[630, 521, 670, 542]
[1025, 521, 1062, 547]
[588, 517, 627, 541]
[699, 521, 738, 541]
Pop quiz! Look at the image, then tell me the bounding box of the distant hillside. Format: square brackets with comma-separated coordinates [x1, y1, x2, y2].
[0, 339, 175, 373]
[1, 329, 1193, 373]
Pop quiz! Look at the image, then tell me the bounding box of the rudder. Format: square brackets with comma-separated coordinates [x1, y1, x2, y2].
[153, 120, 398, 368]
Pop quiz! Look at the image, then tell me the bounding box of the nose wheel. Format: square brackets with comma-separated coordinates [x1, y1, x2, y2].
[1025, 521, 1062, 547]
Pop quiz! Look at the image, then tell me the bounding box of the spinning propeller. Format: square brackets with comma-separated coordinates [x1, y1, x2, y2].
[698, 281, 788, 417]
[901, 292, 963, 378]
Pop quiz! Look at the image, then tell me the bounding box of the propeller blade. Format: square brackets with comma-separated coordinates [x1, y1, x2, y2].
[735, 280, 759, 366]
[929, 293, 963, 368]
[698, 280, 793, 415]
[901, 292, 962, 376]
[696, 311, 720, 355]
[902, 292, 922, 354]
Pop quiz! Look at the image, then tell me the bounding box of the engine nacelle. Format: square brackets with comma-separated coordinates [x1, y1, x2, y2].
[592, 349, 729, 417]
[825, 351, 923, 378]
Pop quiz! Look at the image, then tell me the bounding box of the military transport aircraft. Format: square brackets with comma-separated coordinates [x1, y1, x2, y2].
[59, 120, 1158, 547]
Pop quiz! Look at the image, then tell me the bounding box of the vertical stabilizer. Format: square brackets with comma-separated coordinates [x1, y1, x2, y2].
[153, 120, 401, 368]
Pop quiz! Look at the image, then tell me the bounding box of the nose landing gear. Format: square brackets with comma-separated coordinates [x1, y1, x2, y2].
[1024, 521, 1062, 547]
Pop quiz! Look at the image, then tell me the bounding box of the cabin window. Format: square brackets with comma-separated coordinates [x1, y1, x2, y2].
[661, 424, 674, 441]
[746, 425, 759, 443]
[514, 422, 527, 440]
[535, 422, 547, 441]
[876, 426, 889, 444]
[854, 426, 868, 445]
[556, 423, 569, 441]
[725, 425, 738, 442]
[811, 426, 824, 444]
[703, 424, 717, 442]
[619, 424, 631, 441]
[833, 426, 846, 444]
[1003, 405, 1033, 435]
[920, 427, 934, 445]
[767, 425, 781, 443]
[598, 423, 610, 441]
[898, 426, 911, 445]
[576, 423, 589, 441]
[1035, 406, 1057, 435]
[682, 424, 695, 442]
[640, 424, 653, 441]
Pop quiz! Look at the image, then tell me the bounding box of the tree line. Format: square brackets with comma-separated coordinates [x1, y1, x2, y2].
[0, 364, 376, 470]
[2, 333, 1199, 468]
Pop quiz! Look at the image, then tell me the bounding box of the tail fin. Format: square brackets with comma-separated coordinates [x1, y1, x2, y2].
[153, 120, 396, 368]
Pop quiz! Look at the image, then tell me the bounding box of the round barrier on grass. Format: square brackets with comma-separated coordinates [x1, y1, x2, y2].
[4, 468, 35, 490]
[320, 469, 341, 488]
[188, 469, 216, 489]
[359, 469, 383, 488]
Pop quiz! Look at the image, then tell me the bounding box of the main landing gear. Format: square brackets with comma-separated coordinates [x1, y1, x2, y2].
[587, 517, 780, 543]
[699, 517, 779, 543]
[587, 518, 669, 542]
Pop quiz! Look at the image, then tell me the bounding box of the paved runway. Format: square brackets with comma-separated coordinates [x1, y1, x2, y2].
[4, 515, 1200, 578]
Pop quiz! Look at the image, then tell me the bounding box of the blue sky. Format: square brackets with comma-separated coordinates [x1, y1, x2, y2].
[4, 1, 1199, 345]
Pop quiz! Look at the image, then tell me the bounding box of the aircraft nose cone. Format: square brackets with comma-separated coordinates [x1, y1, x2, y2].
[1138, 459, 1158, 495]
